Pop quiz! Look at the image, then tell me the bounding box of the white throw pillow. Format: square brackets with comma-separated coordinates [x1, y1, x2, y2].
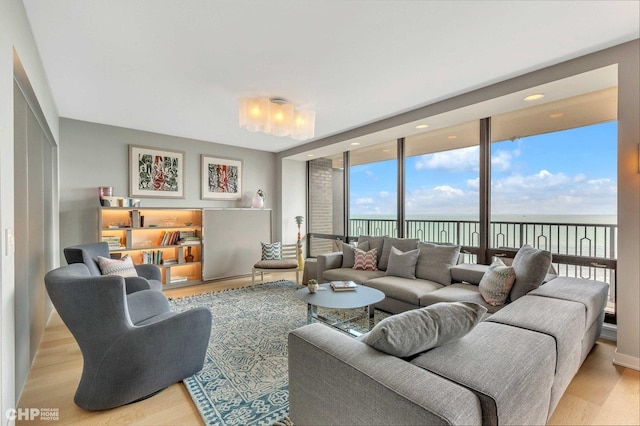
[479, 258, 516, 306]
[97, 254, 138, 278]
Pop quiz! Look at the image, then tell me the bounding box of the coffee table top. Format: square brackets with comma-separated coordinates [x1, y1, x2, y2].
[295, 283, 385, 309]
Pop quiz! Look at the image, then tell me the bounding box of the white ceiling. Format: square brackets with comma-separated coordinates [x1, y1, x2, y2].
[22, 1, 640, 153]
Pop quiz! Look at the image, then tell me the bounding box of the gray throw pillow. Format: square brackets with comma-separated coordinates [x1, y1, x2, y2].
[415, 243, 461, 285]
[378, 237, 419, 271]
[359, 302, 487, 358]
[341, 241, 369, 268]
[358, 235, 386, 265]
[509, 245, 552, 301]
[384, 246, 419, 279]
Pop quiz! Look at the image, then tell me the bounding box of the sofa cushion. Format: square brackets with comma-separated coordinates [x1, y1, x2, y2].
[261, 241, 281, 260]
[365, 276, 443, 306]
[97, 254, 138, 278]
[420, 283, 501, 314]
[450, 263, 489, 285]
[323, 268, 384, 285]
[528, 276, 609, 330]
[486, 295, 585, 413]
[359, 302, 487, 358]
[385, 247, 419, 279]
[479, 258, 516, 306]
[341, 241, 369, 268]
[353, 248, 378, 271]
[411, 321, 556, 426]
[415, 243, 461, 285]
[379, 237, 419, 271]
[510, 245, 552, 301]
[357, 236, 385, 265]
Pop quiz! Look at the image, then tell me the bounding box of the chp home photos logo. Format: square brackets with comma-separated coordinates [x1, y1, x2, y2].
[6, 408, 59, 422]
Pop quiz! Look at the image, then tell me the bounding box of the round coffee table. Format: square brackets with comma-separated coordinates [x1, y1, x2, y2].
[294, 283, 385, 335]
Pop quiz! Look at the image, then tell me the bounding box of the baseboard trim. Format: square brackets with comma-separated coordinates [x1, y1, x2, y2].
[613, 350, 640, 371]
[599, 323, 617, 341]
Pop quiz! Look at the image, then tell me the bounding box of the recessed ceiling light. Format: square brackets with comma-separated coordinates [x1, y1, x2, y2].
[350, 142, 361, 146]
[524, 93, 545, 102]
[549, 113, 564, 118]
[415, 124, 429, 129]
[382, 149, 390, 152]
[307, 154, 314, 157]
[447, 135, 457, 139]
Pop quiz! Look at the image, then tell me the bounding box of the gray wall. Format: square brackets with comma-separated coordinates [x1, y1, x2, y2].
[59, 118, 277, 261]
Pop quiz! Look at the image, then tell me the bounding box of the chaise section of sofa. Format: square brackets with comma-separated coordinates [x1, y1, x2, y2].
[288, 323, 484, 426]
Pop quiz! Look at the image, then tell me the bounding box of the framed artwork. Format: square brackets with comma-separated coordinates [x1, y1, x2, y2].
[129, 145, 185, 198]
[201, 155, 242, 200]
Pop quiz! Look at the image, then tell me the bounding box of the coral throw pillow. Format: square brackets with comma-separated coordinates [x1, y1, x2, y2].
[353, 248, 378, 271]
[97, 254, 138, 278]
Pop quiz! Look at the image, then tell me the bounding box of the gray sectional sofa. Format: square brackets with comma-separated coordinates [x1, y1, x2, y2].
[289, 236, 610, 425]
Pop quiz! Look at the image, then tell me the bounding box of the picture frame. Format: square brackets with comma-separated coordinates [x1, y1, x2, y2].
[201, 155, 242, 200]
[129, 145, 185, 199]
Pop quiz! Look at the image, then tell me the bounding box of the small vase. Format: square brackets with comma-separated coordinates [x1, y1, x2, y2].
[308, 283, 319, 293]
[252, 190, 264, 208]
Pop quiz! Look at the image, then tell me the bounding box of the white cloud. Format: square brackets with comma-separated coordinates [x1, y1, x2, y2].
[379, 191, 390, 198]
[491, 150, 513, 172]
[434, 185, 463, 197]
[414, 146, 479, 172]
[355, 197, 374, 205]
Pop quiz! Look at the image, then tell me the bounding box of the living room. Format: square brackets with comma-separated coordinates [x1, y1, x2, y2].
[2, 1, 640, 425]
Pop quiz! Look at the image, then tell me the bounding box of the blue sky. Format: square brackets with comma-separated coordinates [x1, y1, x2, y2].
[350, 121, 618, 217]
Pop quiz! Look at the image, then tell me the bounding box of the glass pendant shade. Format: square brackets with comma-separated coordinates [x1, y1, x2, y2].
[292, 109, 316, 141]
[268, 100, 293, 136]
[239, 97, 269, 132]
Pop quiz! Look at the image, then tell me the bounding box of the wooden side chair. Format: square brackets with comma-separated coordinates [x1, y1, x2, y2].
[252, 243, 300, 285]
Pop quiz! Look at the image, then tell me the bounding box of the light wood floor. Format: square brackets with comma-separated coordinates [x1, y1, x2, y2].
[18, 272, 640, 425]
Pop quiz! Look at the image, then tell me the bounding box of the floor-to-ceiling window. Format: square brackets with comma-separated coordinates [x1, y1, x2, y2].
[349, 140, 398, 237]
[404, 121, 480, 262]
[490, 88, 618, 316]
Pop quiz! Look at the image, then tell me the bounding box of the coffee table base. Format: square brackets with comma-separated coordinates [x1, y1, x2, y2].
[306, 303, 375, 337]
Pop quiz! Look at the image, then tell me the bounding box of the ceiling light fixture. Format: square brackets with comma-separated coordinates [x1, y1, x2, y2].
[549, 113, 564, 118]
[524, 93, 545, 102]
[415, 124, 428, 129]
[350, 142, 361, 146]
[447, 135, 457, 139]
[239, 97, 315, 141]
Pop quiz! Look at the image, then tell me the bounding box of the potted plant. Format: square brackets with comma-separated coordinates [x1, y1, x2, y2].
[307, 278, 319, 293]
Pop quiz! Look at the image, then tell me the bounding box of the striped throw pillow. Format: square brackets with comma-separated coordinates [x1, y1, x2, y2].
[97, 254, 138, 278]
[353, 248, 378, 271]
[261, 242, 282, 260]
[479, 258, 516, 306]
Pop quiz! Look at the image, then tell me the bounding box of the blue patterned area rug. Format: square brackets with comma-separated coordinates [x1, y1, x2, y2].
[169, 280, 385, 426]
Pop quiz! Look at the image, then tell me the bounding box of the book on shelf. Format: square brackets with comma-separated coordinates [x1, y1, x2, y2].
[330, 281, 358, 291]
[161, 258, 178, 265]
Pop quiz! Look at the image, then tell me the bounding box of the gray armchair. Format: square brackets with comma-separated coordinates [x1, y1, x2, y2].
[44, 263, 212, 410]
[64, 242, 162, 293]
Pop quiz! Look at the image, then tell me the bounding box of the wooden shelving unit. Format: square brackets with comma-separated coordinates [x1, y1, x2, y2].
[98, 207, 203, 289]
